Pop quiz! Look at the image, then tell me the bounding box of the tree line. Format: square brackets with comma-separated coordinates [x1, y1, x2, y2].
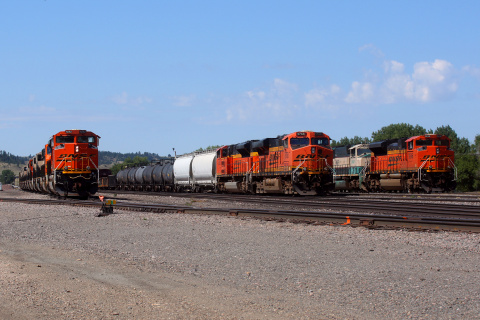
[0, 150, 30, 166]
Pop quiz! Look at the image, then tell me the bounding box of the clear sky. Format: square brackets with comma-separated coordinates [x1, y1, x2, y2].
[1, 1, 479, 156]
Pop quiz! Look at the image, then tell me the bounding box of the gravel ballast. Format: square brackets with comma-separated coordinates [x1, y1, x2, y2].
[1, 190, 480, 319]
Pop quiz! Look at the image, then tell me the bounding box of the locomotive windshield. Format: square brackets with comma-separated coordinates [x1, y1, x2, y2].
[290, 138, 309, 149]
[56, 136, 74, 143]
[435, 140, 449, 147]
[78, 136, 96, 143]
[311, 138, 329, 146]
[416, 139, 433, 146]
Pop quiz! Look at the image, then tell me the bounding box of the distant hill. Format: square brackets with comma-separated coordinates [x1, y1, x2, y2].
[0, 150, 172, 169]
[98, 151, 173, 167]
[0, 151, 30, 166]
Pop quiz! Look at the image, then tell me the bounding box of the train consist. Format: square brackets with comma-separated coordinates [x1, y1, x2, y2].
[19, 130, 458, 198]
[19, 130, 100, 198]
[100, 131, 335, 195]
[333, 134, 457, 193]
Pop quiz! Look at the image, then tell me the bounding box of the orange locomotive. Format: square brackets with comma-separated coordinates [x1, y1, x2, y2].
[366, 134, 456, 192]
[19, 130, 100, 198]
[215, 131, 334, 195]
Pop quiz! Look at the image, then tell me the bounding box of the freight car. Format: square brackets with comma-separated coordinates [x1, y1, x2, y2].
[103, 130, 335, 195]
[333, 134, 456, 193]
[19, 130, 100, 198]
[115, 158, 175, 192]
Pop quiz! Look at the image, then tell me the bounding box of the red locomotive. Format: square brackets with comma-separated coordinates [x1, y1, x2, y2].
[366, 134, 456, 192]
[215, 131, 334, 195]
[19, 130, 100, 198]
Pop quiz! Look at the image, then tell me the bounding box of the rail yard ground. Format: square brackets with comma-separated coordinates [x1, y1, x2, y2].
[1, 190, 480, 319]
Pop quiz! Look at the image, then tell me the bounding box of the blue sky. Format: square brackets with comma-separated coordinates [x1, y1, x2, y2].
[1, 1, 479, 156]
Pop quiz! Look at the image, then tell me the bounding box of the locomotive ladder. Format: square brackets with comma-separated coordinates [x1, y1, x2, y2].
[360, 160, 370, 182]
[291, 158, 307, 182]
[417, 157, 430, 183]
[449, 158, 457, 181]
[323, 158, 336, 180]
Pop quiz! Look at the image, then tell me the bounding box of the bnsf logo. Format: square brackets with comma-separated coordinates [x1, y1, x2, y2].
[57, 154, 96, 161]
[387, 155, 403, 166]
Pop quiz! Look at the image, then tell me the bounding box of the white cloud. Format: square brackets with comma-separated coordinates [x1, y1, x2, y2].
[111, 92, 153, 107]
[345, 81, 375, 103]
[225, 78, 299, 122]
[112, 92, 128, 105]
[305, 85, 341, 109]
[171, 95, 196, 107]
[205, 52, 470, 125]
[346, 58, 458, 104]
[463, 65, 480, 79]
[272, 78, 298, 96]
[359, 44, 385, 58]
[19, 105, 56, 114]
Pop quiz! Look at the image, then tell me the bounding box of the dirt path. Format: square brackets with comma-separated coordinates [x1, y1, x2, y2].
[0, 241, 278, 320]
[2, 191, 480, 319]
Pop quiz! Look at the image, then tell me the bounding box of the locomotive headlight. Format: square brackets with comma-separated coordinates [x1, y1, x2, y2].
[436, 147, 440, 154]
[75, 145, 79, 152]
[311, 147, 315, 154]
[86, 166, 91, 170]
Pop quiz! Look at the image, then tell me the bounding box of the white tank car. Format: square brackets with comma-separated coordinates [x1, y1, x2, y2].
[173, 154, 194, 190]
[192, 151, 217, 191]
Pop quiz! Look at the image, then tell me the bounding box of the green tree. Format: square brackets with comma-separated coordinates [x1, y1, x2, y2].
[195, 145, 222, 152]
[371, 123, 431, 141]
[331, 136, 371, 147]
[435, 125, 480, 191]
[454, 154, 480, 192]
[475, 134, 480, 154]
[1, 169, 15, 184]
[110, 156, 150, 175]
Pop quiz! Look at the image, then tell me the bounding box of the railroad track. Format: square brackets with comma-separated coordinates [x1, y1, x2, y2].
[99, 190, 480, 219]
[333, 192, 480, 203]
[101, 189, 480, 203]
[2, 195, 480, 233]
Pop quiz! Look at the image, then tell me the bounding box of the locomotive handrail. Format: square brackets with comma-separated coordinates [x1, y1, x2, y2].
[418, 157, 430, 182]
[449, 158, 457, 181]
[292, 158, 307, 178]
[323, 158, 335, 175]
[360, 159, 370, 180]
[245, 162, 257, 183]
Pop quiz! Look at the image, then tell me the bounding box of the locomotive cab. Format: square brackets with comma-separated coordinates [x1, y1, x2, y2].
[280, 131, 334, 194]
[51, 130, 100, 198]
[406, 134, 456, 192]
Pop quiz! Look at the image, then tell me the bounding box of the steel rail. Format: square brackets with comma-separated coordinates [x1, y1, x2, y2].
[98, 190, 480, 218]
[2, 197, 480, 233]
